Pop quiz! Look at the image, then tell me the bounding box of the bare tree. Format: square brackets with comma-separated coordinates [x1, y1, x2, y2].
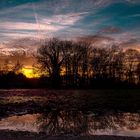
[12, 60, 23, 74]
[37, 38, 68, 87]
[36, 38, 140, 88]
[107, 46, 124, 80]
[78, 41, 91, 86]
[124, 49, 140, 83]
[64, 41, 91, 87]
[91, 48, 109, 79]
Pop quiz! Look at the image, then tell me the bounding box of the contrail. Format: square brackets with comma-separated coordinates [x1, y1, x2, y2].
[32, 2, 41, 40]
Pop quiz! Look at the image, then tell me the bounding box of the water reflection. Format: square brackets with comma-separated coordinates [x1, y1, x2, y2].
[39, 111, 140, 136]
[0, 112, 140, 137]
[0, 89, 140, 137]
[39, 110, 89, 135]
[0, 114, 40, 132]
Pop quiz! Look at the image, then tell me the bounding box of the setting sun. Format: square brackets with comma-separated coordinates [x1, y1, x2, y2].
[22, 67, 39, 78]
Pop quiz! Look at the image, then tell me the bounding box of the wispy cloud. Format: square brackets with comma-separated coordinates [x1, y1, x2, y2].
[40, 12, 89, 26]
[0, 10, 88, 40]
[127, 14, 140, 18]
[98, 26, 122, 34]
[0, 0, 139, 52]
[0, 21, 62, 31]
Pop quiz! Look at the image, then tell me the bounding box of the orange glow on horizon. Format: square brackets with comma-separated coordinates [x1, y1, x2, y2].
[22, 67, 39, 78]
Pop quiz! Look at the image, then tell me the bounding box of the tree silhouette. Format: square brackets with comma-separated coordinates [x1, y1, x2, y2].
[124, 49, 140, 83]
[12, 60, 23, 74]
[0, 37, 140, 88]
[37, 38, 69, 87]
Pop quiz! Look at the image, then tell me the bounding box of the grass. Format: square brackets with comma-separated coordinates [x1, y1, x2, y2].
[67, 89, 140, 112]
[0, 89, 140, 113]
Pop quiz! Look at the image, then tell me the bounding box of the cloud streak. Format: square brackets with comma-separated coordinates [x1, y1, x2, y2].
[0, 0, 139, 52]
[0, 10, 88, 40]
[0, 21, 62, 31]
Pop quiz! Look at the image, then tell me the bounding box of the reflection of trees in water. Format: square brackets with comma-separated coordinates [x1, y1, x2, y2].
[40, 110, 89, 135]
[37, 96, 140, 135]
[38, 96, 90, 135]
[2, 93, 139, 135]
[119, 113, 140, 130]
[90, 113, 140, 131]
[39, 110, 140, 135]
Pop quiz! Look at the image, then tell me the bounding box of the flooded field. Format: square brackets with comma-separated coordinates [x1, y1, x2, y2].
[0, 112, 140, 137]
[0, 89, 140, 137]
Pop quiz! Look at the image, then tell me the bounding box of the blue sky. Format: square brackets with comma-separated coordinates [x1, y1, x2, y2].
[0, 0, 140, 42]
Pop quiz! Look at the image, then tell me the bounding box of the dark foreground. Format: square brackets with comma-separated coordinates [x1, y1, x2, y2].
[0, 89, 140, 138]
[0, 130, 139, 140]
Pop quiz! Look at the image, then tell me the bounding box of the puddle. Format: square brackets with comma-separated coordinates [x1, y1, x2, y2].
[0, 113, 139, 137]
[0, 114, 41, 132]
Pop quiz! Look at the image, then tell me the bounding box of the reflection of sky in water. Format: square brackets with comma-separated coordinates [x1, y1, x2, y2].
[0, 89, 140, 137]
[0, 113, 140, 137]
[0, 114, 41, 132]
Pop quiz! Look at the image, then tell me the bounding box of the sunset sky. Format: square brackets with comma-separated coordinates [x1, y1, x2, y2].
[0, 0, 139, 40]
[0, 0, 140, 77]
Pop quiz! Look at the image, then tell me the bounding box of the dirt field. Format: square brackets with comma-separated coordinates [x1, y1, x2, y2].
[0, 130, 139, 140]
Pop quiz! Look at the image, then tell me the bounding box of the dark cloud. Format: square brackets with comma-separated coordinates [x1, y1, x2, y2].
[97, 26, 122, 34]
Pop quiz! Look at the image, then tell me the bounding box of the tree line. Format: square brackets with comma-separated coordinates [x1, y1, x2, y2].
[36, 38, 140, 88]
[0, 37, 140, 88]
